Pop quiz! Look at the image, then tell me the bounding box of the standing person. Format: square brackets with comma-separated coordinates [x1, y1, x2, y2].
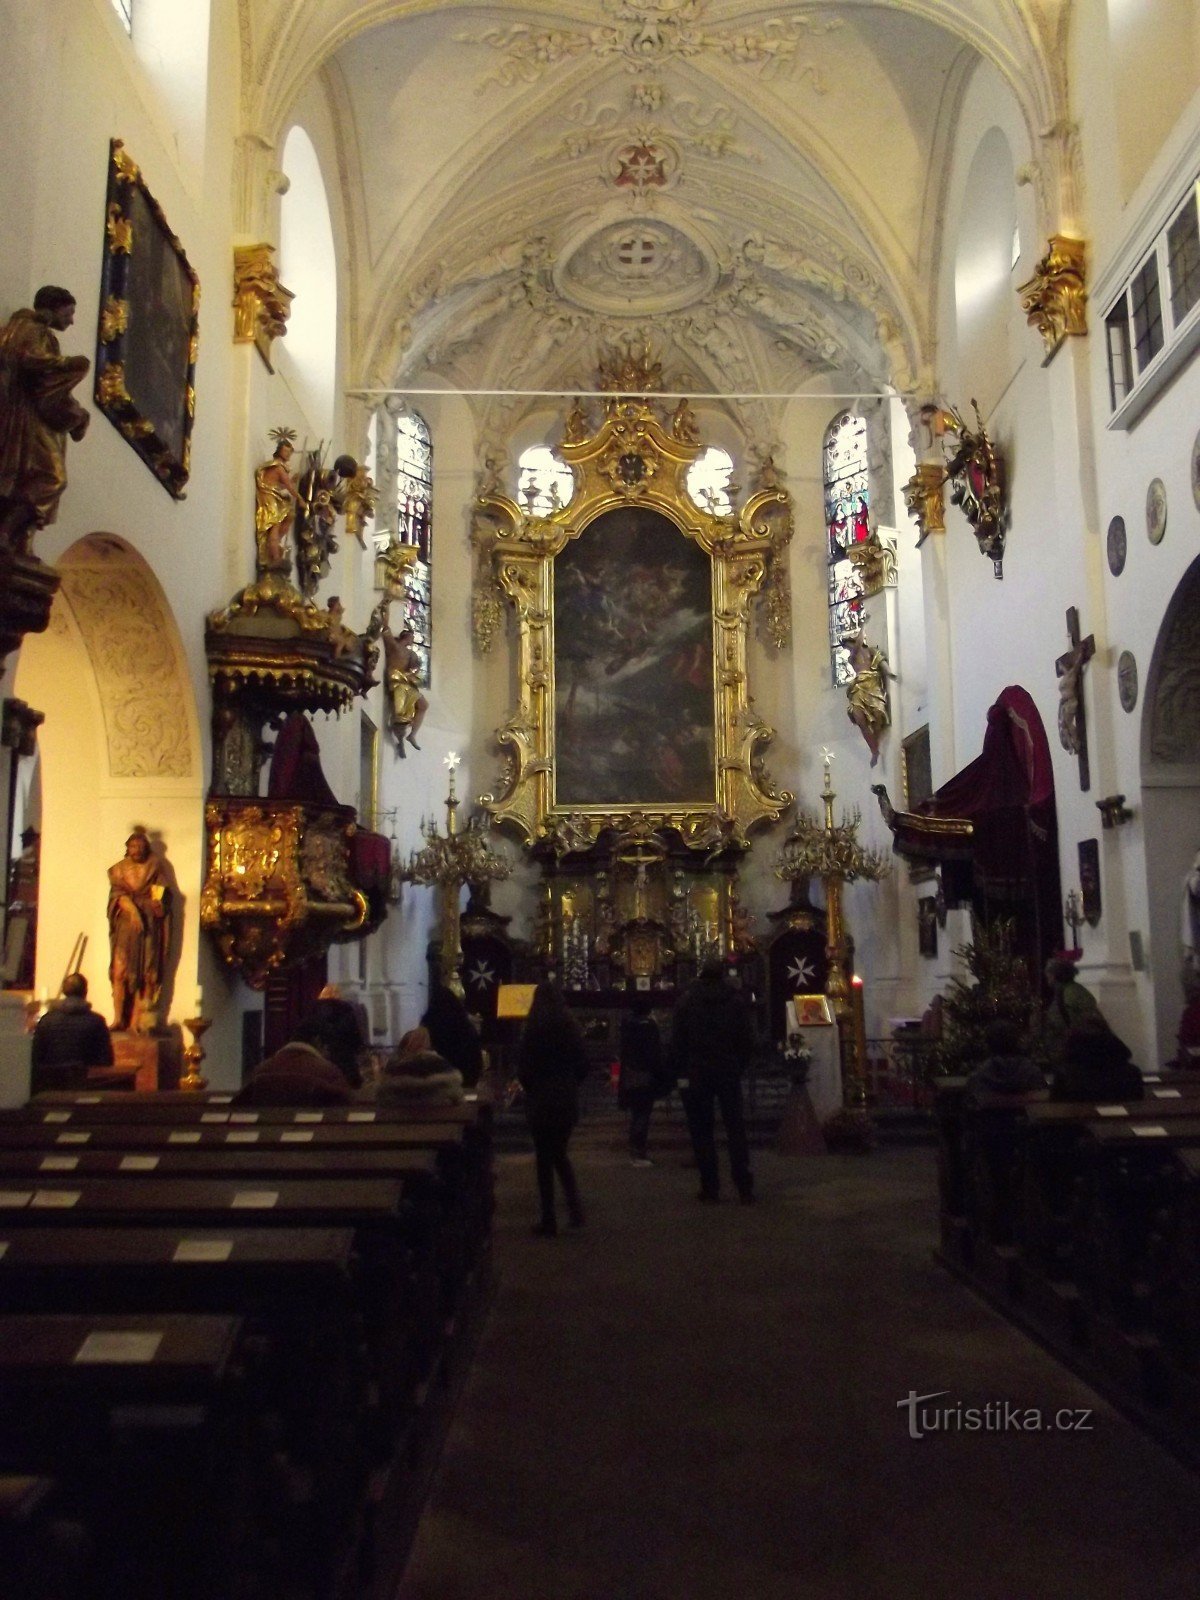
[30, 974, 113, 1093]
[619, 992, 667, 1166]
[518, 980, 587, 1237]
[672, 959, 756, 1204]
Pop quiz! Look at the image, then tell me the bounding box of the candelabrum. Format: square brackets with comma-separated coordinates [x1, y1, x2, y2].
[776, 750, 888, 1143]
[406, 753, 511, 998]
[180, 1015, 211, 1092]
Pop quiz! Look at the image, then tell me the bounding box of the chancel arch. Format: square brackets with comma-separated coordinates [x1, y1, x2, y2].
[1140, 553, 1200, 1061]
[11, 535, 203, 1027]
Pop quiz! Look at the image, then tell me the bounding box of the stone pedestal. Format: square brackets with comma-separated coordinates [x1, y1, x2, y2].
[0, 991, 32, 1108]
[111, 1031, 179, 1091]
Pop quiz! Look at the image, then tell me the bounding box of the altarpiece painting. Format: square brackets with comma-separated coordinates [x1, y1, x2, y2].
[474, 391, 793, 855]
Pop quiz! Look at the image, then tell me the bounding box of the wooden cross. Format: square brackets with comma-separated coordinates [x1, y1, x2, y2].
[1055, 607, 1095, 791]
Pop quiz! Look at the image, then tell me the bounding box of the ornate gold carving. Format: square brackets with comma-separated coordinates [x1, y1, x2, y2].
[201, 798, 365, 988]
[96, 363, 131, 409]
[597, 338, 663, 393]
[1018, 234, 1087, 359]
[111, 142, 140, 186]
[59, 556, 193, 779]
[476, 394, 792, 850]
[933, 400, 1007, 577]
[105, 202, 133, 255]
[846, 529, 897, 595]
[98, 296, 129, 344]
[903, 461, 947, 542]
[232, 242, 294, 371]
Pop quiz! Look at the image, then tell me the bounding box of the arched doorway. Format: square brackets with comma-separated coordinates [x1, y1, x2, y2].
[1141, 555, 1200, 1061]
[11, 535, 203, 1024]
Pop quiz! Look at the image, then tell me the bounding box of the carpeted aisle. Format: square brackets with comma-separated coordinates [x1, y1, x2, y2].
[396, 1135, 1200, 1600]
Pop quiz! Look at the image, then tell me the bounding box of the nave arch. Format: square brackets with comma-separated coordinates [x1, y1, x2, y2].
[12, 536, 204, 1027]
[1141, 553, 1200, 1063]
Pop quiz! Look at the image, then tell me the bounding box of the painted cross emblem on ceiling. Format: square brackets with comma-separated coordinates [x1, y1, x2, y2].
[614, 143, 668, 195]
[467, 959, 496, 991]
[615, 230, 660, 273]
[787, 956, 815, 988]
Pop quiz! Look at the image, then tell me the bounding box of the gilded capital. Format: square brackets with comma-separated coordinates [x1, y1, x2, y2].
[903, 462, 946, 543]
[1018, 234, 1087, 359]
[233, 243, 295, 370]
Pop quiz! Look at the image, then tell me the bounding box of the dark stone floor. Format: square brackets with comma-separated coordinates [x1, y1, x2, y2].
[396, 1133, 1200, 1600]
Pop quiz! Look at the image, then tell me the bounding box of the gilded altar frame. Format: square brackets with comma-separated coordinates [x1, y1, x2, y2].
[476, 397, 793, 853]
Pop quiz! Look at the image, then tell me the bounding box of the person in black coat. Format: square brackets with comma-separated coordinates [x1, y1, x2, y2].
[619, 992, 668, 1165]
[421, 979, 484, 1088]
[30, 973, 113, 1093]
[306, 985, 365, 1089]
[672, 960, 755, 1203]
[518, 980, 587, 1236]
[1051, 1019, 1144, 1103]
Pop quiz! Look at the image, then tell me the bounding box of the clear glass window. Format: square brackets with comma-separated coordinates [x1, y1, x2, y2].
[1130, 254, 1164, 372]
[1167, 193, 1200, 327]
[1105, 303, 1133, 410]
[517, 446, 574, 516]
[686, 447, 735, 516]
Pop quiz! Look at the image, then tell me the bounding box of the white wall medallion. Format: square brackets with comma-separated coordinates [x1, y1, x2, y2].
[554, 214, 718, 315]
[1146, 476, 1167, 545]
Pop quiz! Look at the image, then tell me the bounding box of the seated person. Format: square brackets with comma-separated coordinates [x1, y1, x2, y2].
[1051, 1018, 1144, 1104]
[1175, 972, 1200, 1069]
[306, 983, 366, 1089]
[30, 973, 114, 1094]
[234, 1016, 355, 1106]
[376, 1026, 464, 1107]
[964, 1018, 1045, 1103]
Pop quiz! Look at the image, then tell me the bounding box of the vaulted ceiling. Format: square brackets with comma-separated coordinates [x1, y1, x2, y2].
[237, 2, 1069, 434]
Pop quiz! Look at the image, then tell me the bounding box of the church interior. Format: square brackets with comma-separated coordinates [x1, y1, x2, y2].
[2, 1, 1200, 1595]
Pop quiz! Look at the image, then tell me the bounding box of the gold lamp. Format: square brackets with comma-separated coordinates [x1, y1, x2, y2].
[776, 749, 888, 1145]
[406, 753, 511, 997]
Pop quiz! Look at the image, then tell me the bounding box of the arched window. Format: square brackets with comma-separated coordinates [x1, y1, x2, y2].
[824, 412, 869, 686]
[517, 445, 574, 515]
[377, 409, 432, 686]
[686, 446, 735, 515]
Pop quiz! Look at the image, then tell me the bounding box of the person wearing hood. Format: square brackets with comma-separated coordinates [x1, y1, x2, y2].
[30, 973, 113, 1093]
[235, 1015, 355, 1106]
[672, 959, 756, 1203]
[377, 1026, 464, 1107]
[964, 1019, 1045, 1104]
[1051, 1018, 1144, 1104]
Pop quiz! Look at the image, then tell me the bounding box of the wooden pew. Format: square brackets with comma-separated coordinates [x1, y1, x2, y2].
[0, 1313, 249, 1599]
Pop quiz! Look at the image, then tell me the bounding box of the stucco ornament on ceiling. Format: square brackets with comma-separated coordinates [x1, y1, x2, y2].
[555, 216, 718, 313]
[458, 0, 843, 91]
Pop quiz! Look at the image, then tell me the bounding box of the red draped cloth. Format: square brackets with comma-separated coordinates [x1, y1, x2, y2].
[921, 686, 1061, 974]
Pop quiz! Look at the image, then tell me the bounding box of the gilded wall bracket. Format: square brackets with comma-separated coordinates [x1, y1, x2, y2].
[1018, 235, 1087, 361]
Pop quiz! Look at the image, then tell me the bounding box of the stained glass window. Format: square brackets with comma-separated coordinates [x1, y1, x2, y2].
[686, 446, 735, 515]
[376, 410, 432, 686]
[824, 412, 869, 686]
[517, 445, 574, 516]
[110, 0, 133, 30]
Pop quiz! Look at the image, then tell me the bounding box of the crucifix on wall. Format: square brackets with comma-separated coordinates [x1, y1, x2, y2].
[1056, 606, 1095, 791]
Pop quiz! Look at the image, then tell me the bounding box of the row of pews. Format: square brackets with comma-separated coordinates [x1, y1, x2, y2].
[935, 1070, 1200, 1461]
[0, 1085, 495, 1600]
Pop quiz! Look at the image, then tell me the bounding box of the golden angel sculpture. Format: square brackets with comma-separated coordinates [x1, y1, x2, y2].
[844, 629, 895, 767]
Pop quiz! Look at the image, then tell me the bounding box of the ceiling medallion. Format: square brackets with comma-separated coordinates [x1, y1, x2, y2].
[555, 214, 718, 315]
